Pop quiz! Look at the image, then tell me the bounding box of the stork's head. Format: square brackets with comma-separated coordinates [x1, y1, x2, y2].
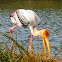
[38, 29, 50, 55]
[39, 30, 49, 44]
[38, 30, 49, 37]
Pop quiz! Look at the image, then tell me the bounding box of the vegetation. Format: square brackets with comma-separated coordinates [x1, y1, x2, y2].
[0, 33, 61, 62]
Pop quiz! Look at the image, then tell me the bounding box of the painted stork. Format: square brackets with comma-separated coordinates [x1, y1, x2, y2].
[9, 9, 51, 55]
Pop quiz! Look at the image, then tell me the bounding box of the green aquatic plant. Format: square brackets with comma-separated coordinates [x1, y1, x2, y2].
[0, 50, 12, 62]
[2, 33, 31, 57]
[0, 33, 61, 62]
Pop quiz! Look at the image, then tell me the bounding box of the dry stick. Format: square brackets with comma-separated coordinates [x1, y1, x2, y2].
[3, 33, 31, 58]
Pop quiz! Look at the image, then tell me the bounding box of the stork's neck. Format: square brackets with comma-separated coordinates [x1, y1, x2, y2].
[29, 26, 40, 36]
[29, 26, 47, 37]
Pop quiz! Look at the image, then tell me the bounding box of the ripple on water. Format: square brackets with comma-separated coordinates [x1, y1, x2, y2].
[0, 7, 62, 58]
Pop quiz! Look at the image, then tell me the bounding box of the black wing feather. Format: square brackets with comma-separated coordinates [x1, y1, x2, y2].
[16, 11, 29, 27]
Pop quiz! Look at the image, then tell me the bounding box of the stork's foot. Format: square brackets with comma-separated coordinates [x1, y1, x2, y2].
[48, 53, 51, 56]
[43, 53, 51, 59]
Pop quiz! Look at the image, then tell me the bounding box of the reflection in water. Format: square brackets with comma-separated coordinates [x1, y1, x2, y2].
[0, 0, 62, 58]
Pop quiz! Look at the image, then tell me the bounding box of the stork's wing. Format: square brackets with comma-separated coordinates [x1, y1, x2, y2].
[16, 11, 29, 27]
[16, 9, 41, 27]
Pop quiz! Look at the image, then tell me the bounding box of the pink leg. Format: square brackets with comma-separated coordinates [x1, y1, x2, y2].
[30, 33, 33, 49]
[9, 24, 18, 47]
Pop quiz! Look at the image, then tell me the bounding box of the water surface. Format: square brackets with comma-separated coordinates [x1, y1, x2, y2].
[0, 0, 62, 58]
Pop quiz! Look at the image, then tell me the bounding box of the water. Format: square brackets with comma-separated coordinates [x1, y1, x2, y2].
[0, 0, 62, 58]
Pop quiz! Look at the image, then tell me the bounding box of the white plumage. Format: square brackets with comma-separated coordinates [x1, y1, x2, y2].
[11, 9, 41, 28]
